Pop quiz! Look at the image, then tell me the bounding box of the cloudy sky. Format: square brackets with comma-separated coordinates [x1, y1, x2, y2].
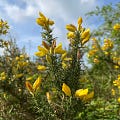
[0, 0, 120, 58]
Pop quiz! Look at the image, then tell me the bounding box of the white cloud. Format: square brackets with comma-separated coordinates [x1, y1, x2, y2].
[80, 0, 96, 4]
[0, 0, 97, 23]
[0, 1, 36, 22]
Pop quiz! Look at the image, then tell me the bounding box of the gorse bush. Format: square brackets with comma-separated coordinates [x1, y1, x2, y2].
[1, 3, 120, 119]
[25, 12, 94, 119]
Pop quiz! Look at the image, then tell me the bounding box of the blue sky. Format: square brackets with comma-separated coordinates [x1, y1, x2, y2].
[0, 0, 120, 58]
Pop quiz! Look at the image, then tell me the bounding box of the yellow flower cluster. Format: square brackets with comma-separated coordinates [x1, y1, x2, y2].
[88, 38, 98, 58]
[113, 74, 120, 88]
[66, 17, 90, 46]
[37, 65, 46, 71]
[88, 38, 114, 64]
[101, 39, 113, 51]
[0, 19, 9, 35]
[35, 40, 72, 69]
[11, 54, 29, 80]
[62, 83, 94, 102]
[16, 54, 29, 69]
[61, 52, 72, 69]
[111, 89, 115, 96]
[113, 23, 120, 30]
[35, 41, 66, 57]
[112, 55, 120, 67]
[34, 12, 93, 105]
[35, 39, 71, 69]
[36, 12, 54, 30]
[113, 74, 120, 103]
[88, 38, 100, 63]
[0, 72, 6, 80]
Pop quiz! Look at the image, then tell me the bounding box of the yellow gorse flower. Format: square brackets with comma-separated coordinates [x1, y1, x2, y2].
[118, 97, 120, 103]
[26, 77, 33, 81]
[37, 46, 48, 53]
[113, 23, 120, 30]
[1, 72, 5, 77]
[77, 17, 83, 31]
[39, 12, 46, 20]
[66, 24, 77, 32]
[75, 88, 88, 99]
[67, 32, 75, 39]
[36, 18, 45, 26]
[37, 65, 46, 71]
[0, 19, 9, 35]
[54, 43, 66, 54]
[61, 83, 94, 102]
[81, 28, 90, 39]
[16, 56, 19, 61]
[33, 77, 42, 91]
[62, 62, 67, 69]
[93, 58, 99, 63]
[61, 52, 67, 60]
[111, 89, 115, 96]
[82, 91, 94, 102]
[113, 75, 120, 87]
[102, 39, 113, 50]
[62, 83, 71, 96]
[38, 46, 48, 55]
[17, 61, 28, 67]
[87, 50, 96, 57]
[81, 34, 90, 45]
[26, 77, 42, 94]
[26, 81, 34, 94]
[35, 46, 48, 57]
[78, 17, 83, 26]
[118, 74, 120, 80]
[0, 72, 6, 80]
[114, 65, 119, 69]
[81, 28, 90, 45]
[35, 42, 66, 57]
[46, 92, 51, 104]
[36, 12, 54, 28]
[65, 18, 90, 46]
